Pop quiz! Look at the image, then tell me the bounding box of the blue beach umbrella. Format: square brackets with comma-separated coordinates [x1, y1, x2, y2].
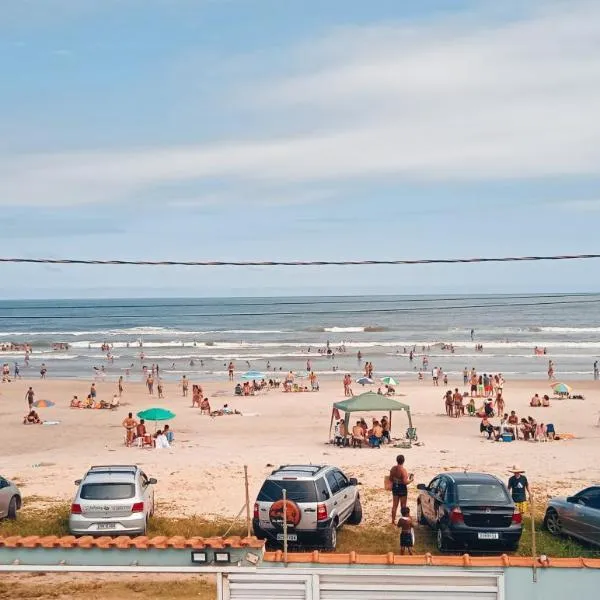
[356, 377, 374, 386]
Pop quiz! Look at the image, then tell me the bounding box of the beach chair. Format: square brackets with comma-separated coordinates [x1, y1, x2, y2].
[406, 427, 418, 442]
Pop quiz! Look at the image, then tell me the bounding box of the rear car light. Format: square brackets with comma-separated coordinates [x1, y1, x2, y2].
[317, 503, 328, 521]
[512, 510, 522, 524]
[70, 503, 82, 514]
[253, 502, 259, 519]
[131, 502, 144, 513]
[449, 507, 464, 524]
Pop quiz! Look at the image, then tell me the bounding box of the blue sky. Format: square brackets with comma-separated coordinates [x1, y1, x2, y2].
[1, 0, 599, 298]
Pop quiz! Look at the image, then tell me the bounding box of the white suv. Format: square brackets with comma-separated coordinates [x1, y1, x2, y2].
[69, 465, 157, 536]
[253, 465, 362, 550]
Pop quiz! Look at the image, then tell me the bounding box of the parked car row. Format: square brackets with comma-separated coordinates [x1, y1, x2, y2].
[1, 466, 598, 553]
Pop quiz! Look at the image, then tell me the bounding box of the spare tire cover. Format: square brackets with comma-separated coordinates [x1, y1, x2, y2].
[269, 499, 302, 528]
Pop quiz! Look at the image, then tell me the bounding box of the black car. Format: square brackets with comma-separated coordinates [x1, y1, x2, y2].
[416, 472, 522, 552]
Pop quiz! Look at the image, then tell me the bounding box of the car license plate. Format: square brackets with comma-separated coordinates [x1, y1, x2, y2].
[97, 523, 116, 530]
[478, 532, 499, 540]
[276, 533, 297, 541]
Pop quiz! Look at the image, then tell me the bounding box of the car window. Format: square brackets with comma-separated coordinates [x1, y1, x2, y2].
[436, 478, 448, 500]
[326, 472, 341, 495]
[315, 477, 330, 500]
[428, 478, 440, 494]
[334, 471, 349, 491]
[577, 490, 600, 510]
[80, 483, 135, 500]
[0, 477, 7, 488]
[457, 483, 509, 503]
[257, 480, 318, 503]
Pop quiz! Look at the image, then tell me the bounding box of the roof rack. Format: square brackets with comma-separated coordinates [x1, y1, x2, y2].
[88, 465, 138, 473]
[275, 465, 325, 475]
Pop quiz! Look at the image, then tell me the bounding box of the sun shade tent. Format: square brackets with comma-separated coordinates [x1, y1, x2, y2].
[329, 391, 413, 439]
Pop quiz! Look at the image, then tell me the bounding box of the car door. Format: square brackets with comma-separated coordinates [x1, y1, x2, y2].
[333, 470, 353, 522]
[0, 477, 9, 518]
[570, 488, 600, 545]
[433, 478, 449, 526]
[423, 478, 440, 524]
[139, 472, 153, 516]
[325, 471, 341, 521]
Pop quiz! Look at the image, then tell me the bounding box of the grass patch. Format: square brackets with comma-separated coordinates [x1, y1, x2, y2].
[338, 517, 600, 558]
[2, 502, 598, 559]
[0, 579, 215, 599]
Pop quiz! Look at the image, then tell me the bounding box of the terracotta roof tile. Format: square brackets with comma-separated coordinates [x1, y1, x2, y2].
[262, 552, 600, 568]
[0, 536, 264, 551]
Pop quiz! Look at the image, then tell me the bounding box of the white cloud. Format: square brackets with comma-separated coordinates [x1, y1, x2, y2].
[1, 0, 600, 206]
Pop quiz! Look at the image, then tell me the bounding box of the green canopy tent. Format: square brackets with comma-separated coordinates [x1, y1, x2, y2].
[329, 391, 413, 440]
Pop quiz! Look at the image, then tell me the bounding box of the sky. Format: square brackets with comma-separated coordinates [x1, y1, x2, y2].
[1, 0, 599, 298]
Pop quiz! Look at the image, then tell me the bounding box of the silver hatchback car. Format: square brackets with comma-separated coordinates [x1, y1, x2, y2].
[544, 485, 600, 547]
[0, 475, 22, 520]
[69, 465, 157, 536]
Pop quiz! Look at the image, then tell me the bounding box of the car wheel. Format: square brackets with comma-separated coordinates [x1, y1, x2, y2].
[347, 498, 363, 525]
[417, 502, 426, 525]
[544, 509, 562, 536]
[322, 524, 337, 551]
[7, 496, 18, 520]
[436, 526, 449, 552]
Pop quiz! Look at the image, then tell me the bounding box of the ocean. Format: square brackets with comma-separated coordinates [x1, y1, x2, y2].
[1, 294, 599, 381]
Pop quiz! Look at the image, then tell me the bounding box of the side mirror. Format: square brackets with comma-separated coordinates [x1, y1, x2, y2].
[149, 478, 158, 485]
[416, 484, 427, 491]
[74, 479, 81, 485]
[349, 478, 358, 486]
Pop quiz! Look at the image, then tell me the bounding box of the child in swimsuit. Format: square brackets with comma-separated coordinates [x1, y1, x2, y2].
[397, 506, 414, 555]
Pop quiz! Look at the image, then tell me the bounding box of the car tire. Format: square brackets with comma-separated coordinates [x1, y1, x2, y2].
[544, 509, 562, 536]
[436, 526, 449, 552]
[417, 502, 427, 525]
[347, 498, 363, 525]
[7, 496, 18, 520]
[321, 524, 337, 551]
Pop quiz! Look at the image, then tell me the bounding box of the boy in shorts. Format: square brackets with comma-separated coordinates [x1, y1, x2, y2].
[397, 506, 414, 555]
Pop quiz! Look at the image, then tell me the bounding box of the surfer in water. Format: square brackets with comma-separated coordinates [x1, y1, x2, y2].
[470, 329, 475, 341]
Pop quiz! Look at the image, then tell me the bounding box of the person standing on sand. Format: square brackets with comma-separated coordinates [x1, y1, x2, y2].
[181, 375, 189, 397]
[118, 376, 124, 397]
[507, 466, 530, 514]
[228, 362, 234, 381]
[122, 412, 138, 447]
[25, 386, 35, 409]
[594, 360, 599, 380]
[389, 455, 413, 524]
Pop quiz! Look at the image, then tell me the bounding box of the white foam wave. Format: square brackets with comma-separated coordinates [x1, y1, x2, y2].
[324, 327, 366, 333]
[538, 326, 600, 333]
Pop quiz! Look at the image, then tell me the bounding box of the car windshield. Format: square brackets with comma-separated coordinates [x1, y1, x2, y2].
[257, 480, 317, 503]
[457, 483, 509, 503]
[80, 483, 135, 500]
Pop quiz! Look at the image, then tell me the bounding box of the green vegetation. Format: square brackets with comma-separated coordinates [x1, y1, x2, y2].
[1, 502, 598, 558]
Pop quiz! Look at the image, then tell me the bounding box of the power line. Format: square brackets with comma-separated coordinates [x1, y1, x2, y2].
[0, 253, 600, 267]
[1, 297, 599, 319]
[0, 293, 596, 311]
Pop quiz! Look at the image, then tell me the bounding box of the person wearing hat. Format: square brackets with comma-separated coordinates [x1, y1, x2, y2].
[507, 466, 530, 514]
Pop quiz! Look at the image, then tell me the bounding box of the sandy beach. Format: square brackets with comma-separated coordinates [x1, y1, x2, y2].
[2, 375, 599, 523]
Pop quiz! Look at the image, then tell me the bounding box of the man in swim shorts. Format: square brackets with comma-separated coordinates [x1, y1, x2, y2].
[389, 455, 413, 524]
